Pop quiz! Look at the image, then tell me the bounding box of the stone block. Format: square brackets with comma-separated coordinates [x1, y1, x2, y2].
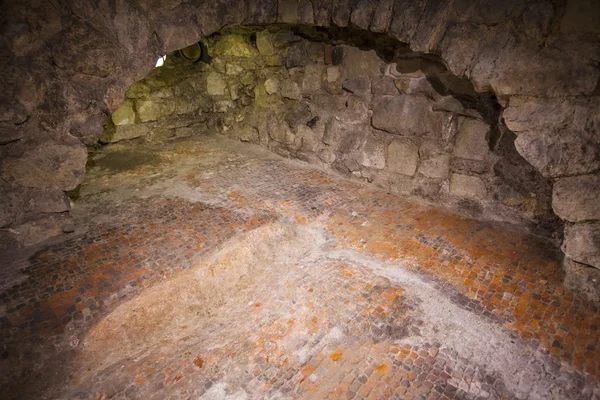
[358, 134, 386, 170]
[256, 30, 275, 55]
[302, 64, 324, 93]
[281, 81, 302, 100]
[419, 141, 450, 179]
[371, 77, 398, 95]
[453, 118, 490, 161]
[553, 174, 600, 222]
[342, 46, 383, 76]
[449, 173, 487, 199]
[563, 223, 600, 269]
[264, 77, 279, 94]
[387, 139, 418, 176]
[1, 135, 87, 191]
[342, 76, 371, 97]
[111, 100, 136, 125]
[372, 95, 438, 137]
[206, 72, 228, 96]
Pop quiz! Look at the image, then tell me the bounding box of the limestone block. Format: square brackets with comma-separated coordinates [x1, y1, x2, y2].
[564, 258, 600, 304]
[302, 64, 324, 93]
[213, 34, 253, 57]
[285, 42, 309, 68]
[111, 100, 135, 126]
[317, 147, 336, 164]
[563, 223, 600, 269]
[342, 46, 383, 76]
[350, 0, 377, 30]
[226, 63, 244, 76]
[504, 96, 600, 178]
[449, 174, 487, 199]
[342, 76, 371, 97]
[14, 214, 72, 246]
[256, 30, 275, 55]
[136, 100, 164, 122]
[553, 174, 600, 222]
[206, 72, 228, 96]
[358, 135, 386, 170]
[1, 135, 87, 191]
[453, 119, 490, 161]
[419, 141, 450, 179]
[387, 139, 418, 176]
[264, 77, 279, 94]
[214, 100, 235, 113]
[372, 95, 438, 137]
[370, 0, 394, 33]
[371, 77, 397, 95]
[281, 81, 302, 100]
[388, 0, 427, 43]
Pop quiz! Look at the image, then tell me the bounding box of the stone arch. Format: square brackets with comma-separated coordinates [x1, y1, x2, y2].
[1, 0, 599, 297]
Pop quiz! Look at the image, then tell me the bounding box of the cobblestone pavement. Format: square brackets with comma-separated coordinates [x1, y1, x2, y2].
[1, 135, 598, 399]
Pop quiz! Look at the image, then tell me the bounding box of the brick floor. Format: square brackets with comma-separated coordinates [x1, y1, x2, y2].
[0, 135, 598, 399]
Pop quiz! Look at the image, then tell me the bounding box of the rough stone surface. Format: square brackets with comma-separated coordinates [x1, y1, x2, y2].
[342, 46, 383, 77]
[504, 97, 600, 178]
[110, 100, 136, 126]
[450, 174, 487, 200]
[553, 175, 600, 222]
[419, 141, 450, 179]
[206, 72, 228, 96]
[453, 119, 490, 161]
[372, 95, 437, 137]
[387, 139, 418, 176]
[1, 136, 87, 191]
[563, 223, 600, 269]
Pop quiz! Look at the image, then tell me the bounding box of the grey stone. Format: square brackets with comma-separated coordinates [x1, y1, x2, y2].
[285, 43, 308, 68]
[372, 95, 439, 137]
[453, 119, 490, 161]
[350, 0, 377, 30]
[285, 103, 311, 129]
[490, 41, 599, 97]
[371, 77, 398, 95]
[1, 135, 87, 191]
[278, 0, 299, 23]
[357, 134, 386, 170]
[206, 73, 228, 96]
[394, 76, 440, 99]
[302, 64, 324, 94]
[136, 100, 164, 122]
[342, 46, 383, 77]
[370, 0, 394, 33]
[335, 96, 370, 125]
[342, 76, 371, 97]
[256, 30, 275, 55]
[389, 0, 427, 43]
[563, 223, 600, 269]
[432, 96, 464, 115]
[281, 81, 302, 100]
[449, 174, 487, 199]
[264, 77, 279, 95]
[553, 175, 600, 222]
[504, 96, 600, 178]
[317, 147, 336, 164]
[419, 141, 450, 179]
[564, 258, 600, 305]
[387, 139, 419, 176]
[14, 214, 72, 247]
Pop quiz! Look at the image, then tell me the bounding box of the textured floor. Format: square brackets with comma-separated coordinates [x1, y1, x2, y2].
[1, 134, 599, 399]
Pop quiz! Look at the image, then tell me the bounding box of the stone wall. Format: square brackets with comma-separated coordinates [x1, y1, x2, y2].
[106, 27, 556, 235]
[0, 0, 598, 300]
